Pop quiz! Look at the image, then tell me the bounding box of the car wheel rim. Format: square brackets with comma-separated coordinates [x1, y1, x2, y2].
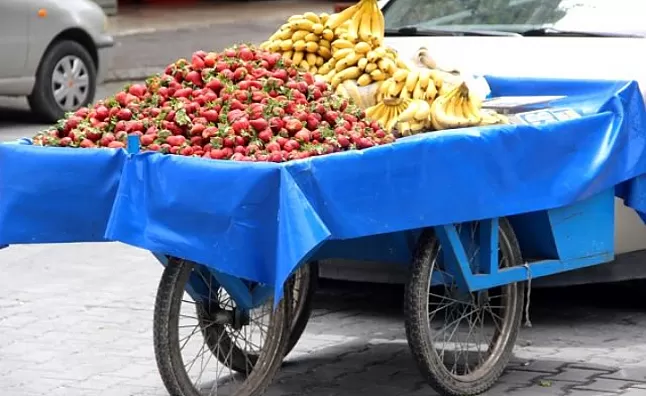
[52, 55, 90, 111]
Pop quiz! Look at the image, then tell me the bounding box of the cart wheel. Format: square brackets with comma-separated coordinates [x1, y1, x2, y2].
[405, 219, 525, 396]
[153, 258, 292, 396]
[285, 261, 318, 356]
[202, 261, 318, 374]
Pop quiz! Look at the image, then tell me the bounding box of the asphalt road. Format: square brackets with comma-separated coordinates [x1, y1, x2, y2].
[0, 82, 130, 142]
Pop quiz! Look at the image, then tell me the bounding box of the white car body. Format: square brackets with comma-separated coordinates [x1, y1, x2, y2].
[319, 0, 646, 286]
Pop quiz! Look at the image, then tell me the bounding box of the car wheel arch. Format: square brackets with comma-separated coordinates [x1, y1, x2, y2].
[42, 28, 99, 71]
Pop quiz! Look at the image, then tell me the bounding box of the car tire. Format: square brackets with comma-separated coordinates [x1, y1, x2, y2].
[28, 40, 97, 123]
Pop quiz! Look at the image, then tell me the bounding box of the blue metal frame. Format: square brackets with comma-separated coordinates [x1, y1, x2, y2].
[151, 252, 272, 311]
[431, 189, 616, 293]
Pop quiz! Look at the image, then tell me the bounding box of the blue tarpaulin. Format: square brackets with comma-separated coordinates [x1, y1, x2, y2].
[102, 76, 646, 301]
[0, 140, 126, 244]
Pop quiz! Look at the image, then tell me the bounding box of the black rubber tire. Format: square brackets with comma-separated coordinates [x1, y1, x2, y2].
[153, 258, 292, 396]
[284, 261, 318, 356]
[28, 40, 97, 123]
[404, 219, 525, 396]
[205, 261, 318, 374]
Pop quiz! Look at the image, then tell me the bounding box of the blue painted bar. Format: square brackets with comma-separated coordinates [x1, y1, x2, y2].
[434, 224, 470, 291]
[250, 284, 274, 307]
[467, 253, 613, 291]
[209, 270, 254, 311]
[0, 245, 7, 250]
[151, 252, 168, 266]
[479, 218, 498, 275]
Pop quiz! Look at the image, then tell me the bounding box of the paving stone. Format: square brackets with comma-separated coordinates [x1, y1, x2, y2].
[621, 388, 646, 395]
[512, 359, 567, 374]
[602, 367, 646, 383]
[544, 367, 608, 383]
[565, 391, 617, 396]
[499, 369, 547, 385]
[572, 377, 635, 393]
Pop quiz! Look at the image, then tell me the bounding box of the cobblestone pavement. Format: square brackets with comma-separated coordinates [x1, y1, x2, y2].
[2, 242, 646, 396]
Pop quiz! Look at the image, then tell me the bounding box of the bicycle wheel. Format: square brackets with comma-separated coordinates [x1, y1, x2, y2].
[201, 261, 317, 375]
[154, 258, 292, 396]
[284, 261, 318, 356]
[404, 219, 525, 396]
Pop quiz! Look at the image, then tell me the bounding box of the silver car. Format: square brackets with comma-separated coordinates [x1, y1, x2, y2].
[0, 0, 114, 122]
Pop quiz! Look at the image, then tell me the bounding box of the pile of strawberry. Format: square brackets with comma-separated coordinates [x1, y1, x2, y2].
[32, 45, 394, 162]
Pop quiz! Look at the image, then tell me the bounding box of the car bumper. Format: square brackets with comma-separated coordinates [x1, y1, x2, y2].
[95, 34, 115, 84]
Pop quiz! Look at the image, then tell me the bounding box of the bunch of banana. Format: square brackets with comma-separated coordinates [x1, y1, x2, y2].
[365, 97, 411, 132]
[395, 99, 432, 136]
[326, 0, 384, 46]
[429, 82, 483, 131]
[322, 44, 398, 88]
[260, 12, 335, 73]
[377, 68, 437, 102]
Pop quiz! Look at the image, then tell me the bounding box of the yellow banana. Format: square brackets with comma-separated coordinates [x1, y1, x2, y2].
[354, 41, 371, 54]
[348, 9, 363, 41]
[393, 69, 408, 82]
[462, 92, 483, 126]
[417, 69, 431, 89]
[318, 47, 332, 59]
[306, 53, 318, 66]
[305, 41, 319, 53]
[370, 69, 385, 81]
[412, 83, 426, 100]
[303, 12, 321, 24]
[357, 73, 372, 86]
[425, 83, 438, 101]
[370, 0, 385, 44]
[388, 81, 405, 97]
[405, 70, 420, 92]
[322, 29, 335, 41]
[398, 121, 412, 137]
[333, 48, 353, 60]
[291, 19, 315, 31]
[292, 51, 304, 66]
[291, 30, 309, 41]
[365, 62, 378, 73]
[358, 58, 368, 70]
[358, 2, 372, 41]
[410, 121, 426, 133]
[398, 100, 419, 123]
[288, 14, 303, 23]
[413, 100, 431, 121]
[318, 62, 331, 75]
[326, 5, 359, 30]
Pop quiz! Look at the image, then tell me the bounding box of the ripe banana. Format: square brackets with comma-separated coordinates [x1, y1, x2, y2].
[430, 82, 483, 130]
[326, 4, 360, 30]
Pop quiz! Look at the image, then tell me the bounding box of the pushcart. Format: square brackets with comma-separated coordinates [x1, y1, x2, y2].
[1, 77, 646, 396]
